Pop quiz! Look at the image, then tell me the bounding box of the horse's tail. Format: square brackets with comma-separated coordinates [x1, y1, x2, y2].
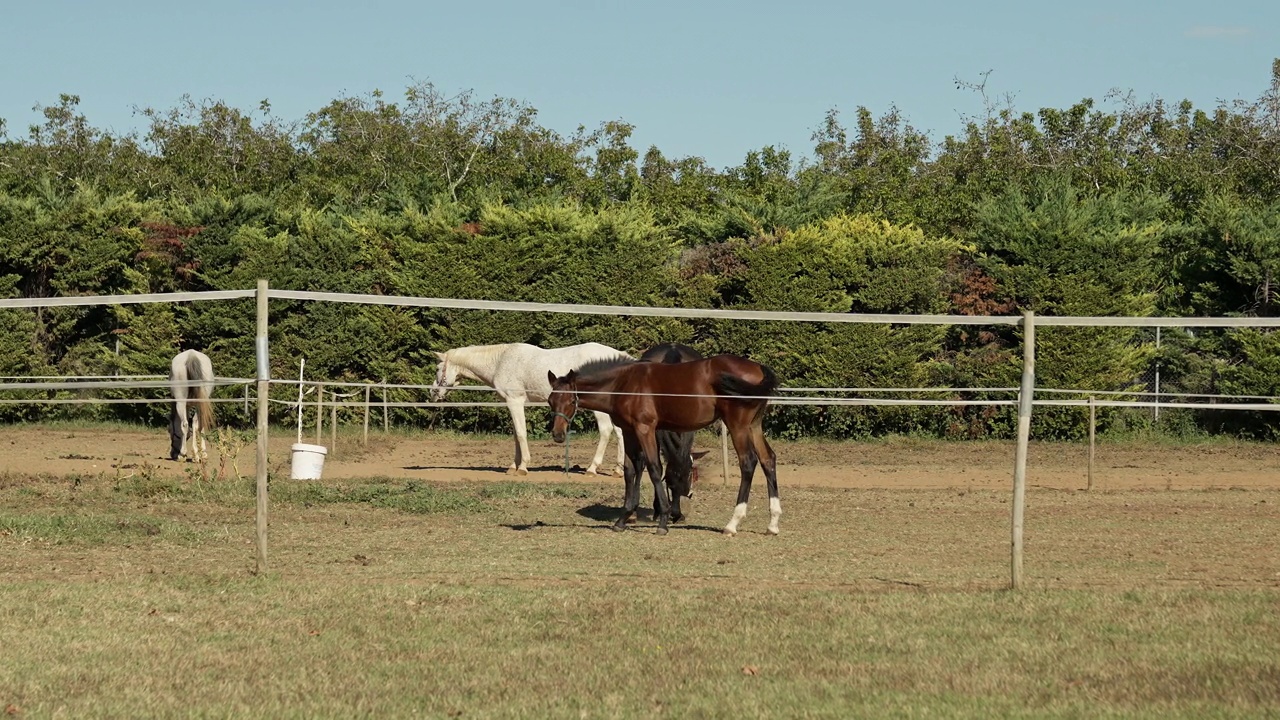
[717, 364, 779, 398]
[194, 387, 215, 432]
[189, 356, 216, 431]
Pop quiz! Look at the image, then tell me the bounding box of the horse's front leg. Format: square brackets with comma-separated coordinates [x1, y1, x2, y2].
[636, 427, 671, 535]
[614, 432, 644, 531]
[506, 398, 530, 476]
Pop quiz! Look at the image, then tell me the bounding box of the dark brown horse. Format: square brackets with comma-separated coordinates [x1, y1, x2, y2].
[638, 343, 704, 522]
[548, 354, 780, 536]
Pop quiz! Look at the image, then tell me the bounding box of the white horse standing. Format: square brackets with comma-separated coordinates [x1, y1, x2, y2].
[169, 349, 215, 462]
[432, 343, 630, 476]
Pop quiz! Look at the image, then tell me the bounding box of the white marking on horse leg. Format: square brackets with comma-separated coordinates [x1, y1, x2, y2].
[767, 497, 782, 535]
[723, 502, 748, 536]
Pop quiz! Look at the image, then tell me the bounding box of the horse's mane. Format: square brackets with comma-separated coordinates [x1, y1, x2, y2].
[572, 354, 637, 379]
[445, 344, 519, 372]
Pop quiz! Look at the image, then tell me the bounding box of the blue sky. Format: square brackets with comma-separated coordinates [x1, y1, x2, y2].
[2, 0, 1275, 169]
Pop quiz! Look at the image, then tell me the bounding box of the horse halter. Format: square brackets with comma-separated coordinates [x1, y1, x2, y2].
[550, 387, 578, 425]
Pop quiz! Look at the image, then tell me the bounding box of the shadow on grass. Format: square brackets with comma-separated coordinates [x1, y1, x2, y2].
[402, 463, 608, 476]
[567, 502, 723, 534]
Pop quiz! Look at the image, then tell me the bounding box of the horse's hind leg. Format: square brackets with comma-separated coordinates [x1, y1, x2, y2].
[506, 398, 530, 475]
[752, 420, 781, 535]
[722, 415, 760, 537]
[613, 426, 624, 476]
[585, 411, 618, 476]
[190, 412, 201, 463]
[193, 412, 208, 464]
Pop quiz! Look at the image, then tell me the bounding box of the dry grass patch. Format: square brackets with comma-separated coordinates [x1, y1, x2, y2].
[1, 470, 1278, 718]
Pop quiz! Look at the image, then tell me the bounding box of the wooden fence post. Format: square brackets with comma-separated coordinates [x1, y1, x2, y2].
[1011, 310, 1035, 590]
[316, 382, 325, 445]
[254, 279, 270, 574]
[1087, 396, 1096, 491]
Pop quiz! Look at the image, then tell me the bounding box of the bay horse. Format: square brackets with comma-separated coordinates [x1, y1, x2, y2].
[432, 342, 629, 476]
[638, 343, 705, 522]
[548, 354, 780, 536]
[169, 349, 215, 462]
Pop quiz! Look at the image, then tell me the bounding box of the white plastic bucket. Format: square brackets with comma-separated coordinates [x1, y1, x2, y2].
[290, 443, 328, 480]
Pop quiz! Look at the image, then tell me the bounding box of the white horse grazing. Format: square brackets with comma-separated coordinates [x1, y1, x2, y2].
[432, 343, 630, 476]
[169, 349, 215, 462]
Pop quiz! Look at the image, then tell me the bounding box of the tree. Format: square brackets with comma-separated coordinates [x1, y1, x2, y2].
[139, 96, 300, 201]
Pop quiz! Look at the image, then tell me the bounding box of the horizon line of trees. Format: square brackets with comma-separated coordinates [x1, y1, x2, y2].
[1, 61, 1279, 440]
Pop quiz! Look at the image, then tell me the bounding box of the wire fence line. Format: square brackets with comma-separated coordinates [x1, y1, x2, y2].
[7, 287, 1280, 414]
[4, 373, 1280, 411]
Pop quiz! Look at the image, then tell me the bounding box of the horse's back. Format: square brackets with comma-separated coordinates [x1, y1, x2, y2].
[707, 354, 770, 383]
[498, 342, 630, 400]
[612, 362, 718, 430]
[620, 354, 775, 402]
[639, 343, 703, 364]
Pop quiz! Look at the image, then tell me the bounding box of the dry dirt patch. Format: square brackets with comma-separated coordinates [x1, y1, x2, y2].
[3, 424, 1280, 492]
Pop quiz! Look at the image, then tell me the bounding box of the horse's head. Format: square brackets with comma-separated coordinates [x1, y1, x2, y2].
[546, 370, 578, 444]
[667, 449, 710, 502]
[431, 352, 457, 402]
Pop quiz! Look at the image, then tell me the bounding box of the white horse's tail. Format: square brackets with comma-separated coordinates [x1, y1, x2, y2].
[193, 384, 214, 433]
[188, 355, 216, 433]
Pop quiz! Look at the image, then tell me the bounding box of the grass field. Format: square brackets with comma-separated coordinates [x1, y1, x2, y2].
[2, 431, 1280, 718]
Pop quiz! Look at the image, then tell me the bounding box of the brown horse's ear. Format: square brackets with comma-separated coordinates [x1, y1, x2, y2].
[547, 370, 558, 385]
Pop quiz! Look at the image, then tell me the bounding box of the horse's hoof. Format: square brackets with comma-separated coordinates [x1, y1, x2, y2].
[766, 528, 780, 536]
[506, 467, 528, 477]
[611, 524, 629, 533]
[584, 469, 600, 477]
[722, 528, 737, 537]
